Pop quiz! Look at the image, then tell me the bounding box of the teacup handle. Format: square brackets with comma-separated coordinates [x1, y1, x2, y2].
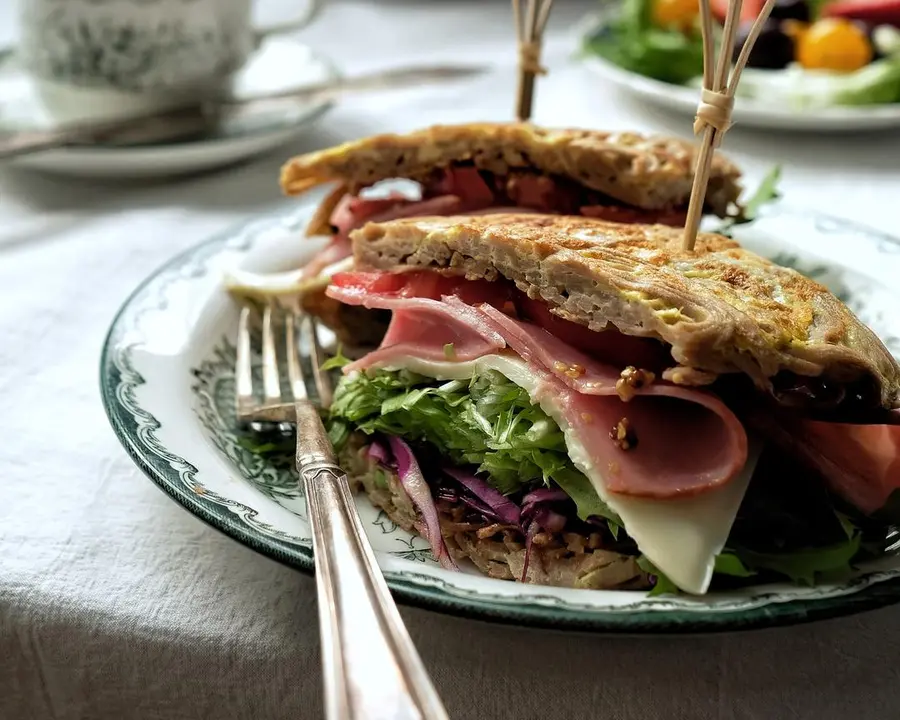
[253, 0, 321, 41]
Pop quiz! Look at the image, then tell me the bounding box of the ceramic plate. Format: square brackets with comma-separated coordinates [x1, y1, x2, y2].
[0, 37, 337, 179]
[578, 12, 900, 133]
[101, 203, 900, 633]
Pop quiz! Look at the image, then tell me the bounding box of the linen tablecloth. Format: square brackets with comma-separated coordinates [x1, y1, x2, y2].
[4, 1, 900, 718]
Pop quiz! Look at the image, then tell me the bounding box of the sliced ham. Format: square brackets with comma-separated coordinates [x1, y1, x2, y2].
[330, 191, 418, 237]
[752, 415, 900, 515]
[331, 194, 466, 239]
[330, 270, 749, 500]
[325, 284, 506, 372]
[330, 270, 515, 308]
[475, 303, 748, 499]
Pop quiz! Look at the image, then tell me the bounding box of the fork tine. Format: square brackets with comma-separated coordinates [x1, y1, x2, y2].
[305, 315, 333, 409]
[285, 307, 307, 402]
[261, 304, 282, 405]
[235, 305, 255, 420]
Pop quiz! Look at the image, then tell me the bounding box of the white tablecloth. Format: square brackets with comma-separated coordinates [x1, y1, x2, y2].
[3, 2, 900, 718]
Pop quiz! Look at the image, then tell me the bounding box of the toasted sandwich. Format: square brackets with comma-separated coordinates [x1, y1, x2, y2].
[322, 214, 900, 595]
[275, 122, 743, 347]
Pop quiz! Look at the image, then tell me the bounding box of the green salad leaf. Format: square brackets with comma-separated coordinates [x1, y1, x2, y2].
[827, 57, 900, 106]
[714, 164, 781, 235]
[329, 367, 619, 521]
[714, 553, 756, 578]
[729, 534, 861, 586]
[582, 0, 705, 85]
[637, 556, 680, 596]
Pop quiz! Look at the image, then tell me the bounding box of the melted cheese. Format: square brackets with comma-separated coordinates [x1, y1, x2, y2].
[376, 354, 760, 595]
[224, 256, 354, 300]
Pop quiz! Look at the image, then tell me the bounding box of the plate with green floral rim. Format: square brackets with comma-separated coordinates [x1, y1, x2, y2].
[100, 201, 900, 633]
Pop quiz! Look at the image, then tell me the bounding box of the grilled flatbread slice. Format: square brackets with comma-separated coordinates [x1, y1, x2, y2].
[349, 213, 900, 411]
[281, 123, 744, 236]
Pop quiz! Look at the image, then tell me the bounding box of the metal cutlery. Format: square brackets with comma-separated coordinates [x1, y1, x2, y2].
[0, 63, 488, 160]
[235, 302, 449, 720]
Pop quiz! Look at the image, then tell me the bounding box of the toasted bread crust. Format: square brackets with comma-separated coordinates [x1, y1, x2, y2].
[281, 123, 742, 214]
[350, 213, 900, 408]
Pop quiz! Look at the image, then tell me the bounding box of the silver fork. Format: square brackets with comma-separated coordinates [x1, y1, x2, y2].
[236, 302, 449, 720]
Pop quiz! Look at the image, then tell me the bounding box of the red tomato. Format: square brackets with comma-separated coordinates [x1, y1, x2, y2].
[822, 0, 900, 27]
[517, 296, 672, 372]
[710, 0, 765, 23]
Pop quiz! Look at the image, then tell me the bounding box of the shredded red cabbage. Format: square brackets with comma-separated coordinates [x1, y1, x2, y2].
[366, 437, 594, 583]
[443, 468, 521, 527]
[521, 520, 540, 582]
[386, 436, 458, 571]
[367, 440, 390, 466]
[522, 488, 569, 506]
[530, 507, 567, 534]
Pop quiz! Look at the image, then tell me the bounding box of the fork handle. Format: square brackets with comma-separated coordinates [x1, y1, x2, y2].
[296, 404, 449, 720]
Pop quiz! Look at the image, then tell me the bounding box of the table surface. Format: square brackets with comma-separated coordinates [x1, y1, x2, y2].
[3, 2, 900, 719]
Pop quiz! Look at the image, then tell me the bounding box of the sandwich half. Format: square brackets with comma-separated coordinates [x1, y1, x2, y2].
[275, 122, 743, 347]
[322, 214, 900, 595]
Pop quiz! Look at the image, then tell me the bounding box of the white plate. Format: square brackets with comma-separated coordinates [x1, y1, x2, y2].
[0, 37, 337, 178]
[101, 201, 900, 633]
[579, 12, 900, 133]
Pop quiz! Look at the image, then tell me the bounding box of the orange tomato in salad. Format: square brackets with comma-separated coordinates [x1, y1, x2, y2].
[796, 18, 874, 71]
[652, 0, 700, 30]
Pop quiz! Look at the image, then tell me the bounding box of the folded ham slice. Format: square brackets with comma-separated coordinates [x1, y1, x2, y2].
[324, 288, 506, 373]
[327, 272, 749, 500]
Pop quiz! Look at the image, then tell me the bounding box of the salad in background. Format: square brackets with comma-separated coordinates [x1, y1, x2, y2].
[583, 0, 900, 110]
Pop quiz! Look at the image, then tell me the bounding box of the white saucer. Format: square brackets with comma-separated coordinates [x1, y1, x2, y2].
[578, 12, 900, 133]
[0, 37, 338, 179]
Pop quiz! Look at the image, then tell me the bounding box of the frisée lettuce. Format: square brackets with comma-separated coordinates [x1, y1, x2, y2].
[329, 366, 618, 523]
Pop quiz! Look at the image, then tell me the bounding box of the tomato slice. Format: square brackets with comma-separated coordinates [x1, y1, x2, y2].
[710, 0, 765, 22]
[517, 296, 672, 371]
[821, 0, 900, 28]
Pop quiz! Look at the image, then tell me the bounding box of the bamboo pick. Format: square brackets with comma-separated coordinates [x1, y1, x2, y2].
[681, 0, 777, 251]
[512, 0, 555, 121]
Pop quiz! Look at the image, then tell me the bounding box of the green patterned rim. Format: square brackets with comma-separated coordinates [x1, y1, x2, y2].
[100, 205, 900, 633]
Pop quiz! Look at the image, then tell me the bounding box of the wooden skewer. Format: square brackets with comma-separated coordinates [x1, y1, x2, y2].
[681, 0, 777, 251]
[512, 0, 555, 122]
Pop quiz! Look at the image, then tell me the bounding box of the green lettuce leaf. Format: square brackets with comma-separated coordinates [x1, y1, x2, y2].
[637, 556, 680, 596]
[715, 165, 781, 234]
[329, 367, 617, 517]
[714, 553, 756, 578]
[320, 345, 351, 371]
[581, 0, 705, 85]
[730, 534, 861, 586]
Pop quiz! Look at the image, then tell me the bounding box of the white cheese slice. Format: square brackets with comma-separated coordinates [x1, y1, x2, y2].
[224, 256, 354, 300]
[376, 353, 760, 595]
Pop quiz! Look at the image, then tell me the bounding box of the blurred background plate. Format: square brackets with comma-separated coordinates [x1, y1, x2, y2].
[578, 11, 900, 133]
[0, 37, 338, 179]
